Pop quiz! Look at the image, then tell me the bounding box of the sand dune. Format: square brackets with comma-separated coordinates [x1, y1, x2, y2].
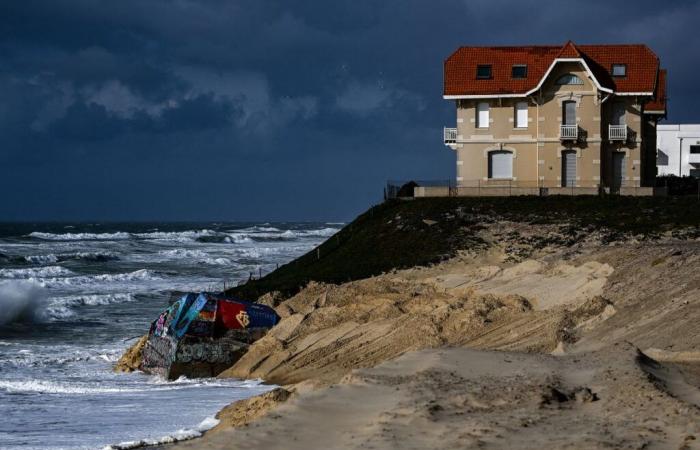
[159, 227, 700, 450]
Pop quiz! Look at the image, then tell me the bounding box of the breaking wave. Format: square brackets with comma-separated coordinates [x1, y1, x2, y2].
[51, 293, 135, 308]
[216, 227, 340, 244]
[0, 379, 201, 395]
[64, 251, 121, 262]
[155, 250, 232, 265]
[29, 231, 132, 241]
[0, 280, 48, 325]
[23, 254, 59, 264]
[26, 227, 339, 245]
[23, 252, 120, 264]
[0, 266, 74, 279]
[30, 269, 160, 288]
[222, 234, 252, 244]
[28, 230, 219, 242]
[102, 416, 219, 450]
[157, 249, 209, 258]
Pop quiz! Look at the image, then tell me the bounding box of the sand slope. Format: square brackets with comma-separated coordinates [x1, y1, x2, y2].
[162, 230, 700, 450]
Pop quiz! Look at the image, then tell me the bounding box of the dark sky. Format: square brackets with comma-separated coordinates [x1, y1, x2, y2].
[1, 1, 698, 221]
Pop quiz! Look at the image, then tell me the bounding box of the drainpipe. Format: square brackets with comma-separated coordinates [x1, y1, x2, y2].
[679, 136, 684, 177]
[600, 93, 612, 189]
[531, 94, 540, 187]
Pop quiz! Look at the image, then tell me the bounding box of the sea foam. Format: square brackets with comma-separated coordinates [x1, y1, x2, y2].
[0, 266, 74, 279]
[0, 280, 48, 325]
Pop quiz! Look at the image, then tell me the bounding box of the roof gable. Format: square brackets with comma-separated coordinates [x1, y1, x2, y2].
[556, 40, 581, 58]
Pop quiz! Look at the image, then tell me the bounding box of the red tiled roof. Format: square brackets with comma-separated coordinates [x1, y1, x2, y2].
[556, 40, 581, 58]
[444, 42, 661, 97]
[645, 69, 667, 114]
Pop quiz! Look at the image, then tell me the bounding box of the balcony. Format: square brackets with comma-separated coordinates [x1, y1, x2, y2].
[609, 125, 627, 141]
[689, 152, 700, 165]
[559, 125, 578, 141]
[444, 127, 457, 144]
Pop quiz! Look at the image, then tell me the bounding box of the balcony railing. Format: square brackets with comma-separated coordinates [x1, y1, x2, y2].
[609, 125, 627, 141]
[560, 125, 578, 140]
[689, 152, 700, 165]
[444, 127, 457, 143]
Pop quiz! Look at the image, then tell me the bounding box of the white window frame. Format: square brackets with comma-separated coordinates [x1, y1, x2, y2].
[515, 102, 528, 129]
[476, 102, 490, 129]
[612, 64, 626, 77]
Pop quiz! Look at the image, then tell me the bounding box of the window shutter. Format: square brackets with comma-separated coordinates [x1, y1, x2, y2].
[488, 151, 513, 179]
[563, 101, 577, 125]
[515, 102, 528, 128]
[477, 102, 489, 128]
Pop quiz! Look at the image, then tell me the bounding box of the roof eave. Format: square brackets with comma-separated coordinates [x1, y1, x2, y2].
[443, 93, 529, 100]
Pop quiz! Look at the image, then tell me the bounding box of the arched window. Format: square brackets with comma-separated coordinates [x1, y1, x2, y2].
[556, 73, 584, 85]
[488, 150, 513, 179]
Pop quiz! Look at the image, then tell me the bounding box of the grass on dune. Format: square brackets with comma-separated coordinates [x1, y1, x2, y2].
[227, 195, 700, 301]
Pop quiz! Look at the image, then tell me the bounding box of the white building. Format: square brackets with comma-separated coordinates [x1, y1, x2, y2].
[657, 124, 700, 178]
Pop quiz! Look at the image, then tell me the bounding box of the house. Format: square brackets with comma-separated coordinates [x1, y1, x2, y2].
[657, 124, 700, 178]
[441, 41, 667, 195]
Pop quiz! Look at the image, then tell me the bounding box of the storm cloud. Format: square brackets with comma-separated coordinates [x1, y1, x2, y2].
[1, 0, 698, 220]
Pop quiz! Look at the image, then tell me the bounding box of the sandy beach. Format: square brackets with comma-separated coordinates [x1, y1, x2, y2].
[135, 210, 700, 450]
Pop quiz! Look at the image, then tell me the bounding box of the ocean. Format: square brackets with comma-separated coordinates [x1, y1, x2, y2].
[0, 222, 340, 450]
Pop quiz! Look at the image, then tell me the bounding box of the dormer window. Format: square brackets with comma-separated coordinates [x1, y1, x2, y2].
[512, 65, 527, 79]
[556, 73, 584, 85]
[612, 64, 626, 77]
[476, 65, 492, 79]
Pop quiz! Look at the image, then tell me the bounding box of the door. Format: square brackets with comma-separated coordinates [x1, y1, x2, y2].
[563, 101, 577, 125]
[612, 152, 626, 192]
[561, 150, 577, 187]
[488, 151, 513, 179]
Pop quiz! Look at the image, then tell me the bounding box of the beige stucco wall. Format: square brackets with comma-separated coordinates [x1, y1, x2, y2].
[450, 61, 649, 189]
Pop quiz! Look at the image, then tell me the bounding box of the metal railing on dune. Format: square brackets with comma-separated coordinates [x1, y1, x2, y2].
[385, 180, 455, 199]
[382, 179, 668, 198]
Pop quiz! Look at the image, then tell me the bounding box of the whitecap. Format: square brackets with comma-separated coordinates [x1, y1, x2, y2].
[0, 266, 74, 279]
[203, 257, 232, 265]
[298, 227, 340, 237]
[133, 230, 219, 242]
[225, 234, 253, 244]
[50, 293, 135, 307]
[157, 249, 209, 258]
[0, 379, 166, 394]
[28, 231, 132, 241]
[63, 251, 120, 262]
[24, 254, 59, 264]
[30, 269, 160, 288]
